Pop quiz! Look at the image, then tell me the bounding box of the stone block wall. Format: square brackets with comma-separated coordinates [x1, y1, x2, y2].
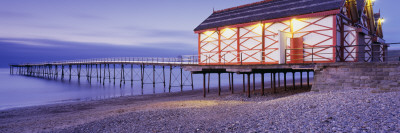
[312, 62, 400, 92]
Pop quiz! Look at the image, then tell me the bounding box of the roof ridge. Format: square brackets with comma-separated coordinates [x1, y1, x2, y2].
[213, 0, 275, 13]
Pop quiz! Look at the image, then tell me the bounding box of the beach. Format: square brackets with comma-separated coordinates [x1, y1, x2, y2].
[0, 85, 399, 132]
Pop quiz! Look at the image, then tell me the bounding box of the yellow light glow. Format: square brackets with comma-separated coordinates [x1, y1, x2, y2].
[204, 31, 215, 36]
[381, 18, 385, 23]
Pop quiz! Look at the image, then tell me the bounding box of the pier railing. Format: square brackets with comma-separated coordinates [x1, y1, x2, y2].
[14, 55, 199, 66]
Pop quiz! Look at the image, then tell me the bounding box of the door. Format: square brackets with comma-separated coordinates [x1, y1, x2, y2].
[278, 31, 291, 64]
[289, 37, 304, 64]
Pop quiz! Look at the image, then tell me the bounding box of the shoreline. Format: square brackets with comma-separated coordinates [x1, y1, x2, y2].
[0, 76, 312, 111]
[2, 82, 398, 132]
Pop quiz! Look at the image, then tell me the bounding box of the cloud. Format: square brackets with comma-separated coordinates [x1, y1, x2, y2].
[0, 37, 197, 67]
[72, 13, 105, 20]
[0, 10, 34, 18]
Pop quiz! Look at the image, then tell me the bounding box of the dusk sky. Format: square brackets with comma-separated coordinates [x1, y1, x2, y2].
[0, 0, 397, 67]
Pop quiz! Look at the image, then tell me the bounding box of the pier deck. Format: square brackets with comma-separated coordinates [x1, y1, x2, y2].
[10, 57, 315, 98]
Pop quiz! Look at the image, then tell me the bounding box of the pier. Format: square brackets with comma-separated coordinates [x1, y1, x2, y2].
[10, 56, 314, 98]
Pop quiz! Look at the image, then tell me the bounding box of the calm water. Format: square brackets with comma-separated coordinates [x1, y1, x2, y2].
[0, 67, 312, 110]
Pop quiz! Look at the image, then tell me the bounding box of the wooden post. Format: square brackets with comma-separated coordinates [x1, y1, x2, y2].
[270, 73, 273, 88]
[153, 65, 156, 88]
[253, 73, 255, 92]
[218, 73, 221, 96]
[100, 64, 103, 83]
[307, 71, 310, 88]
[208, 73, 210, 93]
[131, 64, 133, 86]
[292, 72, 295, 90]
[103, 64, 107, 86]
[284, 72, 287, 91]
[120, 64, 123, 88]
[113, 64, 116, 85]
[261, 73, 265, 96]
[229, 73, 231, 91]
[203, 73, 206, 97]
[191, 73, 194, 90]
[300, 71, 303, 89]
[231, 73, 234, 94]
[163, 66, 166, 88]
[169, 66, 172, 92]
[247, 73, 251, 98]
[243, 74, 245, 93]
[278, 72, 280, 87]
[273, 72, 276, 93]
[69, 65, 72, 81]
[180, 67, 183, 92]
[141, 65, 144, 89]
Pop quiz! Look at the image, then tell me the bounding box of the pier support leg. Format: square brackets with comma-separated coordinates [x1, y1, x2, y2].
[113, 64, 116, 85]
[191, 73, 194, 90]
[99, 64, 102, 83]
[284, 72, 287, 91]
[180, 67, 183, 92]
[231, 73, 234, 94]
[278, 72, 280, 88]
[273, 72, 276, 93]
[229, 73, 231, 91]
[120, 64, 123, 88]
[96, 64, 98, 81]
[131, 64, 133, 87]
[261, 73, 265, 96]
[270, 73, 273, 88]
[247, 73, 251, 98]
[163, 66, 166, 89]
[243, 74, 245, 93]
[90, 64, 93, 84]
[169, 66, 172, 92]
[300, 71, 303, 89]
[292, 72, 295, 90]
[108, 64, 111, 83]
[203, 73, 206, 98]
[153, 65, 156, 89]
[218, 73, 221, 96]
[141, 65, 144, 89]
[69, 65, 72, 81]
[208, 73, 210, 93]
[103, 64, 107, 86]
[253, 73, 255, 93]
[307, 71, 310, 88]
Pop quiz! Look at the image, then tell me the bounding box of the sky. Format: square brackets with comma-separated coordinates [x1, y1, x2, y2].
[0, 0, 398, 67]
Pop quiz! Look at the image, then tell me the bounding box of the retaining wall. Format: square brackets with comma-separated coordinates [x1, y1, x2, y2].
[312, 62, 400, 92]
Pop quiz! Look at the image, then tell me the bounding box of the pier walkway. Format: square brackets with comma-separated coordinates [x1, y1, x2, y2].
[10, 56, 315, 98]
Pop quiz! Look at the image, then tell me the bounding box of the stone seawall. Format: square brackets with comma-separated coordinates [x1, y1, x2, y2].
[312, 62, 400, 92]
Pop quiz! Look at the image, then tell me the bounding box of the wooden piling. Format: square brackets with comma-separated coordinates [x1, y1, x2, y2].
[203, 73, 206, 98]
[208, 73, 210, 93]
[253, 73, 255, 92]
[218, 73, 221, 96]
[273, 72, 276, 93]
[292, 72, 295, 90]
[261, 73, 265, 96]
[153, 65, 156, 88]
[284, 72, 287, 91]
[243, 74, 245, 93]
[247, 73, 251, 98]
[300, 71, 303, 88]
[180, 67, 183, 92]
[231, 73, 234, 94]
[307, 71, 310, 88]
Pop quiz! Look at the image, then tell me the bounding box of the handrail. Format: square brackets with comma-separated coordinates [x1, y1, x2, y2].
[14, 56, 199, 66]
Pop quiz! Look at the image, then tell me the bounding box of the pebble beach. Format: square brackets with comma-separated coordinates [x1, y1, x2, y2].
[0, 86, 399, 132]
